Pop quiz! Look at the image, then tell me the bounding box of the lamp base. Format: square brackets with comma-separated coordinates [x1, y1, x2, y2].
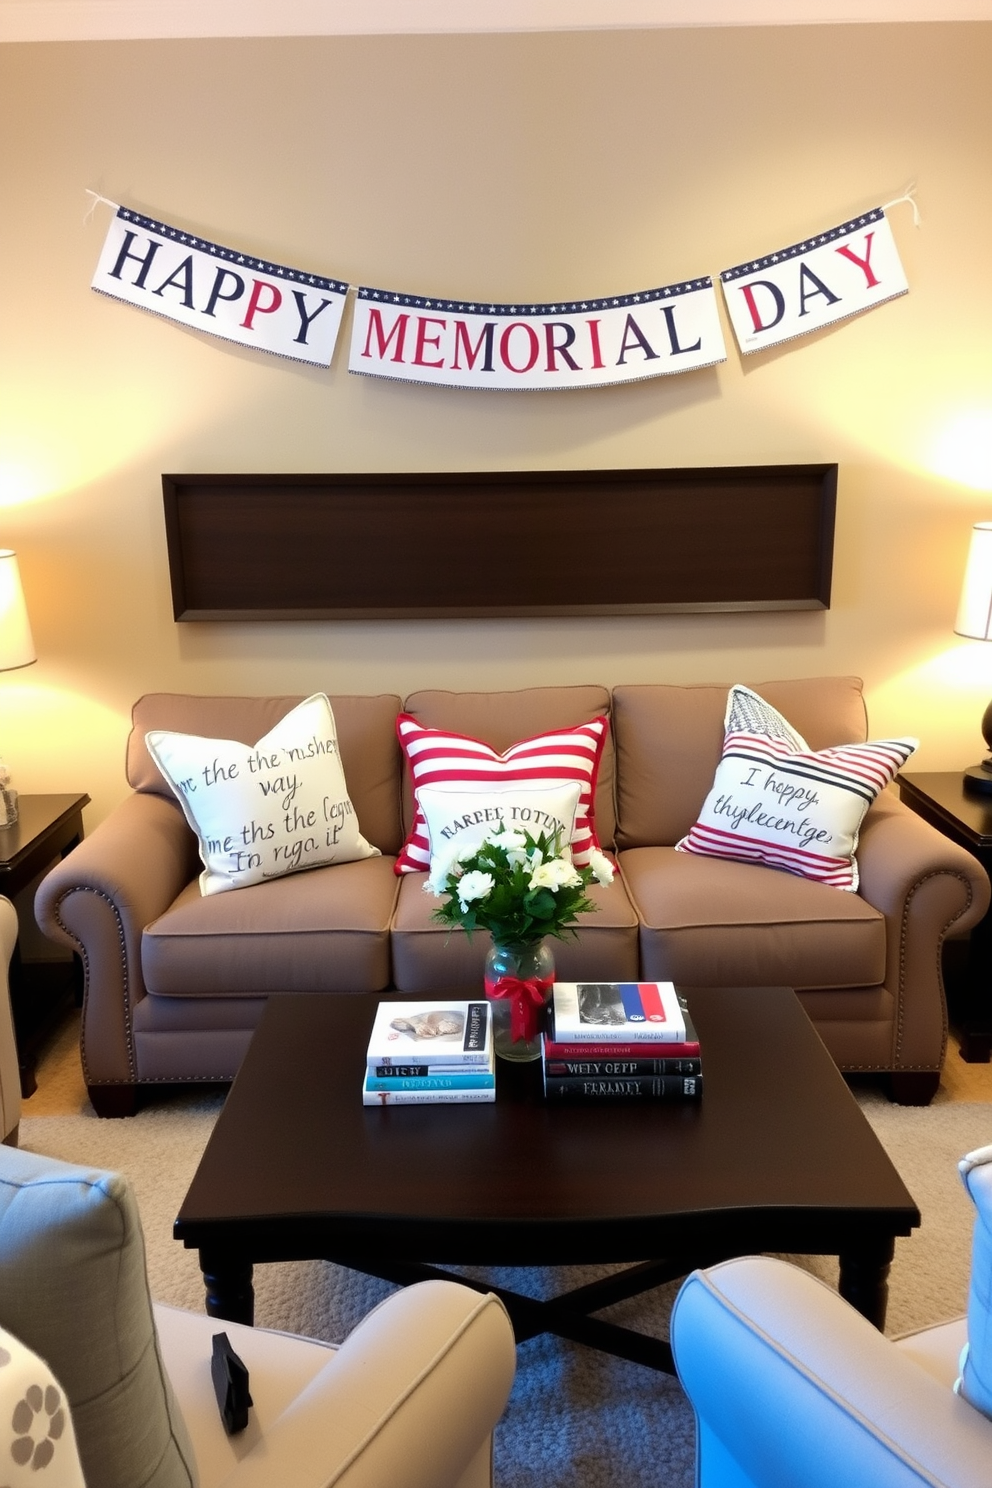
[963, 762, 992, 795]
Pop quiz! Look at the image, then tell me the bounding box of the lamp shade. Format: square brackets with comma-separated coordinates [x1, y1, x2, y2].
[0, 550, 36, 671]
[956, 523, 992, 641]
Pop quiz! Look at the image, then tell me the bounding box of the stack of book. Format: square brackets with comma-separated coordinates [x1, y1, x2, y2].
[542, 981, 702, 1103]
[362, 999, 495, 1105]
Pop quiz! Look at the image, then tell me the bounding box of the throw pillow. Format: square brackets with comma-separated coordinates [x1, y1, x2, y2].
[675, 684, 917, 891]
[395, 713, 609, 874]
[146, 692, 379, 896]
[957, 1143, 992, 1419]
[417, 780, 582, 885]
[0, 1145, 197, 1488]
[0, 1321, 86, 1487]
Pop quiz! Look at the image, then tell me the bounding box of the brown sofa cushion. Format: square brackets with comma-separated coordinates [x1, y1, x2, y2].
[141, 855, 398, 995]
[612, 677, 868, 849]
[127, 693, 404, 854]
[390, 870, 639, 995]
[621, 845, 886, 991]
[402, 686, 616, 849]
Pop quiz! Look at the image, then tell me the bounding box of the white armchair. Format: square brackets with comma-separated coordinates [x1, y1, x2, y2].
[154, 1283, 516, 1488]
[671, 1143, 992, 1488]
[0, 1143, 516, 1488]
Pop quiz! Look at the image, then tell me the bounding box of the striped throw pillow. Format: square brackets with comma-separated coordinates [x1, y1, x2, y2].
[395, 713, 609, 874]
[676, 686, 917, 890]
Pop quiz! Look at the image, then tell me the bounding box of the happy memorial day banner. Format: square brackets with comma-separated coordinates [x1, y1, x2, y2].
[90, 198, 910, 385]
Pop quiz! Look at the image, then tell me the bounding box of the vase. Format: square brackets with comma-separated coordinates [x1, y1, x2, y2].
[483, 939, 555, 1062]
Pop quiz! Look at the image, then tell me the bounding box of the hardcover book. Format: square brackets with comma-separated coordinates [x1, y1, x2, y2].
[366, 1048, 496, 1092]
[542, 1071, 703, 1101]
[542, 1036, 701, 1059]
[365, 1000, 492, 1067]
[544, 1056, 701, 1078]
[549, 982, 688, 1043]
[362, 1074, 496, 1106]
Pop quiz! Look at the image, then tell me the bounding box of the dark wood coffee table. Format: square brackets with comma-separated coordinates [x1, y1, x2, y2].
[174, 987, 919, 1373]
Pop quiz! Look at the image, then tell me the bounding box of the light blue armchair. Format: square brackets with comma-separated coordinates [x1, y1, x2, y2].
[671, 1148, 992, 1488]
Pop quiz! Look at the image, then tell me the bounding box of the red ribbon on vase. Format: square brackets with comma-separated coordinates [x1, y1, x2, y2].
[484, 973, 554, 1043]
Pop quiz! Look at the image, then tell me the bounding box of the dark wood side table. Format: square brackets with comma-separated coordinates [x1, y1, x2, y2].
[0, 793, 90, 1096]
[897, 771, 992, 1062]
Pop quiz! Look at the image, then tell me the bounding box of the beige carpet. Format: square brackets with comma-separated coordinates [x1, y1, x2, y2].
[16, 1014, 992, 1487]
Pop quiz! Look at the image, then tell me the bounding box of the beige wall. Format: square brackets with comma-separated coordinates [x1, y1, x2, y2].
[1, 23, 990, 825]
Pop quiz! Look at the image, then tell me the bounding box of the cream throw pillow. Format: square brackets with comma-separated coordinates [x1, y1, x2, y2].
[676, 685, 917, 891]
[146, 692, 378, 895]
[416, 780, 581, 886]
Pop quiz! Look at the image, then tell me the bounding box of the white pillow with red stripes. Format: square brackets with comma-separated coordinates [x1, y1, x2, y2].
[395, 713, 609, 875]
[675, 685, 917, 891]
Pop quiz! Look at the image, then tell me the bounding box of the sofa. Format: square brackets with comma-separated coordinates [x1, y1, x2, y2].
[34, 678, 990, 1115]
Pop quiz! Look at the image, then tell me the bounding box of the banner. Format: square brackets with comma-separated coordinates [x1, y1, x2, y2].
[91, 206, 349, 367]
[720, 206, 908, 355]
[347, 277, 726, 390]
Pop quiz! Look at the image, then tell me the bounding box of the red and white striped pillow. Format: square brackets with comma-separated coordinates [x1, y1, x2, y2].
[676, 686, 917, 891]
[395, 713, 609, 874]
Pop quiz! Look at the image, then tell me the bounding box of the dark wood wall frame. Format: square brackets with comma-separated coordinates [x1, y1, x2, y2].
[162, 465, 837, 621]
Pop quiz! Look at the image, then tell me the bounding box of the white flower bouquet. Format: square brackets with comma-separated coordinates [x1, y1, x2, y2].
[426, 821, 614, 944]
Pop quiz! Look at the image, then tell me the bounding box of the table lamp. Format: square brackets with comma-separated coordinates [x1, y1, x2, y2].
[0, 549, 36, 825]
[955, 521, 992, 793]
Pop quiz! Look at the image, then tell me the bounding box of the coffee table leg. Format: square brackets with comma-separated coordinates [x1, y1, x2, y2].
[838, 1237, 894, 1329]
[199, 1249, 255, 1324]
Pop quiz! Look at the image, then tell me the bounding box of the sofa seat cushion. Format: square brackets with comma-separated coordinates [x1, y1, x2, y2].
[390, 868, 640, 995]
[620, 845, 886, 991]
[142, 855, 398, 995]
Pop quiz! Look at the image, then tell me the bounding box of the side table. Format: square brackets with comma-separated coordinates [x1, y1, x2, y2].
[0, 793, 90, 1096]
[897, 771, 992, 1062]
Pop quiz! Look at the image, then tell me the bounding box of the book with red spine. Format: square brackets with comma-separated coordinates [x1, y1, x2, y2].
[542, 1035, 701, 1060]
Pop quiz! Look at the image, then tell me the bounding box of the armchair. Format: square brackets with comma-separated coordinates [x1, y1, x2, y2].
[670, 1140, 992, 1488]
[0, 1143, 517, 1488]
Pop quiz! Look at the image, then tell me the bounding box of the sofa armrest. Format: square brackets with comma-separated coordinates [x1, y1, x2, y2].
[672, 1257, 992, 1488]
[216, 1281, 516, 1488]
[855, 791, 990, 1073]
[34, 792, 198, 1089]
[857, 791, 990, 932]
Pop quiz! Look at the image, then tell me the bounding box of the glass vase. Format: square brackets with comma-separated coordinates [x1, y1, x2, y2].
[483, 939, 555, 1062]
[0, 785, 17, 828]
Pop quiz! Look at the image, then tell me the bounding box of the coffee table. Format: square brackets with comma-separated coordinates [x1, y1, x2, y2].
[174, 987, 919, 1374]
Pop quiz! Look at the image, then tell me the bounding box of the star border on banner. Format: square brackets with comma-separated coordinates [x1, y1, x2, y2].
[117, 208, 349, 296]
[355, 276, 714, 316]
[720, 207, 884, 283]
